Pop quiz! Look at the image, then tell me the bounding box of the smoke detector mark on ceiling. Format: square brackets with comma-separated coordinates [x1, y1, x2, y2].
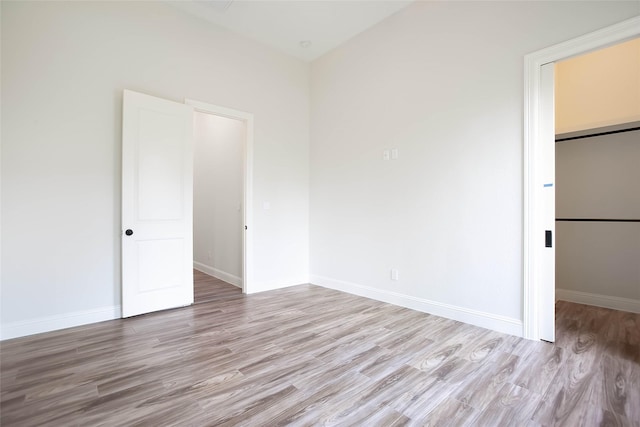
[202, 0, 234, 13]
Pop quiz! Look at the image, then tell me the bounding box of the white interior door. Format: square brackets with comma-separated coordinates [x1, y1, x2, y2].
[539, 63, 556, 342]
[122, 90, 194, 317]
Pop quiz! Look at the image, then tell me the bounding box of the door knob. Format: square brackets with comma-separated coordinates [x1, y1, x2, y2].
[125, 229, 133, 236]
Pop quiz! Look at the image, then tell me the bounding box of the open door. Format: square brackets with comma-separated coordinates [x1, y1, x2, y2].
[538, 63, 556, 342]
[122, 90, 194, 317]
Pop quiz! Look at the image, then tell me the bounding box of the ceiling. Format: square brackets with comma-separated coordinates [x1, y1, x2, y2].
[167, 0, 414, 62]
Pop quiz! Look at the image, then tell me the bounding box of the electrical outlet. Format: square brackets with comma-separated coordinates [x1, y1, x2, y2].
[391, 269, 399, 281]
[383, 150, 390, 161]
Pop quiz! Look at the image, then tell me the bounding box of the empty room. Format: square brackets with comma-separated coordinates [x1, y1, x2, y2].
[1, 0, 639, 425]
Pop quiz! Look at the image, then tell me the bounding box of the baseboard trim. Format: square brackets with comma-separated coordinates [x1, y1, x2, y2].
[248, 277, 309, 294]
[194, 262, 242, 288]
[556, 289, 640, 313]
[1, 305, 121, 341]
[310, 275, 523, 336]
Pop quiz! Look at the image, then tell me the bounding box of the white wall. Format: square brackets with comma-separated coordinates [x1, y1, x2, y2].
[309, 1, 640, 334]
[1, 1, 310, 339]
[556, 38, 640, 134]
[193, 112, 244, 287]
[556, 130, 640, 312]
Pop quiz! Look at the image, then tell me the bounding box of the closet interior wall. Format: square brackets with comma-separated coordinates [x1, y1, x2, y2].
[555, 127, 640, 311]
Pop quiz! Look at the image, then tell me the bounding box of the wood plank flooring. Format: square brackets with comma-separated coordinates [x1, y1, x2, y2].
[194, 269, 242, 305]
[1, 279, 638, 426]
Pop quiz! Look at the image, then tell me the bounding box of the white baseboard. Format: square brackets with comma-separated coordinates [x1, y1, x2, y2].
[310, 275, 523, 337]
[248, 277, 310, 294]
[1, 305, 121, 341]
[194, 261, 242, 288]
[556, 289, 640, 313]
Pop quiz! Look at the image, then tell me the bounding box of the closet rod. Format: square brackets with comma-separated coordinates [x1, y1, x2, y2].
[556, 218, 640, 223]
[555, 126, 640, 142]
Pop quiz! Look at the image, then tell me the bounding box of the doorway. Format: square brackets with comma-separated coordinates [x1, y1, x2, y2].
[192, 111, 245, 304]
[187, 99, 254, 298]
[554, 38, 640, 317]
[121, 93, 254, 318]
[523, 16, 640, 341]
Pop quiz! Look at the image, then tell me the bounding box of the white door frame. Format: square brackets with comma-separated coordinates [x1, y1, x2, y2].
[186, 99, 254, 294]
[523, 16, 640, 340]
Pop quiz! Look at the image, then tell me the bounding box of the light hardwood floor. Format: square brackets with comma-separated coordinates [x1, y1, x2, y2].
[1, 277, 638, 426]
[194, 269, 242, 305]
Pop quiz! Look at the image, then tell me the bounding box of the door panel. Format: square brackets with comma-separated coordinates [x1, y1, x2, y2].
[122, 90, 194, 318]
[539, 63, 556, 342]
[137, 109, 186, 220]
[137, 239, 186, 292]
